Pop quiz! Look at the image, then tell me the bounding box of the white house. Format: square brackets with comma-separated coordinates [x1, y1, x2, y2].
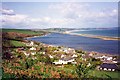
[87, 63, 91, 67]
[32, 57, 37, 60]
[30, 41, 34, 46]
[72, 54, 78, 58]
[106, 57, 113, 60]
[61, 54, 65, 58]
[53, 57, 75, 65]
[31, 52, 36, 55]
[53, 60, 68, 65]
[71, 62, 77, 64]
[30, 47, 36, 50]
[112, 61, 118, 63]
[49, 55, 53, 58]
[42, 52, 45, 54]
[39, 52, 46, 54]
[23, 51, 30, 57]
[89, 53, 93, 56]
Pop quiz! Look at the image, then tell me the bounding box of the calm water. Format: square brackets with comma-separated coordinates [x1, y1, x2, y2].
[28, 33, 119, 55]
[72, 29, 119, 37]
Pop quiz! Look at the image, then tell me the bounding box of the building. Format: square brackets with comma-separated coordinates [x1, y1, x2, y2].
[49, 55, 53, 58]
[53, 57, 75, 65]
[99, 63, 119, 71]
[59, 48, 75, 54]
[30, 41, 34, 46]
[31, 52, 36, 55]
[61, 54, 65, 58]
[30, 47, 36, 50]
[23, 51, 30, 57]
[72, 54, 78, 58]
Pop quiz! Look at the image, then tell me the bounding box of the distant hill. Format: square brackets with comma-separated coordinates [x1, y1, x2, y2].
[2, 28, 47, 35]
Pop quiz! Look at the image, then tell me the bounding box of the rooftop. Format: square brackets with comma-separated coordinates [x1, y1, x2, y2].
[100, 63, 119, 70]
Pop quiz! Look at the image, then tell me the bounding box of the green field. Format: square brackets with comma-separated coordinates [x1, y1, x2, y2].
[91, 70, 119, 79]
[11, 40, 26, 47]
[54, 65, 119, 79]
[2, 29, 45, 35]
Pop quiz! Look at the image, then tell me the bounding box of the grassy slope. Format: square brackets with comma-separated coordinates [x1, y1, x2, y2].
[58, 64, 119, 78]
[10, 40, 26, 47]
[90, 70, 119, 78]
[2, 29, 46, 47]
[60, 65, 119, 78]
[2, 29, 44, 35]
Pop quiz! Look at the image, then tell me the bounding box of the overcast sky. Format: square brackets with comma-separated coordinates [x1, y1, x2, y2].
[1, 2, 118, 29]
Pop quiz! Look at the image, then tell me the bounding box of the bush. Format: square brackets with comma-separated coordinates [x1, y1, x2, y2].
[76, 63, 95, 78]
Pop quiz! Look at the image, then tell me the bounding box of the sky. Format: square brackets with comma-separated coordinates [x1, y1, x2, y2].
[1, 2, 118, 29]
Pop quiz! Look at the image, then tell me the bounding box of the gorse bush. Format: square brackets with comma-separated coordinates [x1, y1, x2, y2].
[76, 62, 95, 78]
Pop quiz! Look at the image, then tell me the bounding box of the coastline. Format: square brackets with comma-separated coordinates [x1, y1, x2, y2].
[30, 39, 118, 56]
[25, 33, 51, 39]
[26, 33, 118, 56]
[63, 31, 120, 41]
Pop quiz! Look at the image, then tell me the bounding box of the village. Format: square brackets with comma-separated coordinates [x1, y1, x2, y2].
[2, 29, 120, 78]
[10, 39, 119, 72]
[2, 30, 120, 78]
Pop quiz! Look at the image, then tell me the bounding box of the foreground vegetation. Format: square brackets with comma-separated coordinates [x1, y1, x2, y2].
[2, 29, 120, 79]
[91, 70, 119, 78]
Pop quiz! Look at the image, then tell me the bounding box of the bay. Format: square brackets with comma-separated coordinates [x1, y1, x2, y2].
[28, 33, 119, 55]
[72, 29, 119, 37]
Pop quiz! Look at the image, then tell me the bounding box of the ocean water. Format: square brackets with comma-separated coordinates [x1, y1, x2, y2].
[28, 33, 119, 55]
[72, 29, 119, 37]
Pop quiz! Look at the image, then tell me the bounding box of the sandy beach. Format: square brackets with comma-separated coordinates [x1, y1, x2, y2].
[63, 30, 120, 41]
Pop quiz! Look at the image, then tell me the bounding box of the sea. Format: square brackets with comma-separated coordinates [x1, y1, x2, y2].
[71, 29, 119, 37]
[28, 29, 119, 55]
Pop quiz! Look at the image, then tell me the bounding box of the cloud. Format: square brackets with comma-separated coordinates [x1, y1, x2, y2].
[49, 3, 89, 19]
[3, 14, 28, 23]
[0, 9, 15, 15]
[1, 3, 118, 29]
[48, 3, 118, 28]
[109, 9, 118, 16]
[49, 3, 117, 22]
[1, 9, 70, 29]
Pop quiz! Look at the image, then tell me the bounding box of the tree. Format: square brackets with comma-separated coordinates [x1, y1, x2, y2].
[76, 62, 95, 78]
[25, 58, 34, 69]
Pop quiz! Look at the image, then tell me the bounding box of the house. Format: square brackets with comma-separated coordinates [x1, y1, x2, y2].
[39, 52, 45, 54]
[53, 57, 75, 65]
[30, 41, 34, 46]
[82, 54, 91, 61]
[72, 54, 78, 58]
[31, 52, 36, 55]
[30, 47, 36, 50]
[59, 48, 75, 54]
[23, 51, 30, 57]
[61, 54, 65, 58]
[106, 56, 113, 60]
[99, 63, 119, 71]
[42, 44, 50, 47]
[55, 54, 62, 58]
[112, 57, 120, 64]
[84, 63, 91, 67]
[49, 55, 53, 58]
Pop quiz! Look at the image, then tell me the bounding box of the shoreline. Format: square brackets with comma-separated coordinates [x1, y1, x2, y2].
[33, 40, 118, 56]
[25, 33, 51, 39]
[63, 31, 120, 41]
[87, 51, 118, 56]
[26, 33, 118, 56]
